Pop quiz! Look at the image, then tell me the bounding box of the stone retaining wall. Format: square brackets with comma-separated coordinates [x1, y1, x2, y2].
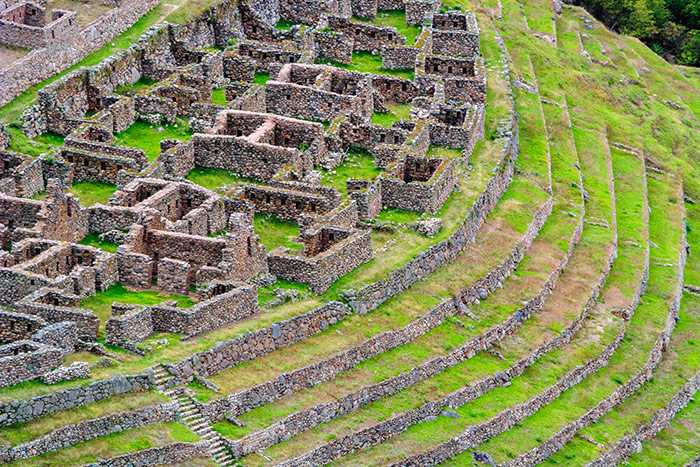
[0, 402, 179, 462]
[200, 194, 558, 424]
[82, 441, 211, 467]
[168, 301, 350, 381]
[0, 372, 154, 427]
[343, 113, 519, 314]
[392, 210, 686, 467]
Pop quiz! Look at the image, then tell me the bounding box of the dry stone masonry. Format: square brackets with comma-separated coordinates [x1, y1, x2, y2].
[3, 1, 681, 467]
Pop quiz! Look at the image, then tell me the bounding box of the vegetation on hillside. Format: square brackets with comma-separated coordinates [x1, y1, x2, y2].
[567, 0, 700, 65]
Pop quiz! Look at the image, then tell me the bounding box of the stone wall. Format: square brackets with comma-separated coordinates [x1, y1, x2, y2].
[0, 372, 154, 427]
[82, 441, 211, 467]
[104, 304, 153, 347]
[244, 181, 342, 222]
[313, 28, 353, 65]
[266, 63, 373, 122]
[0, 310, 45, 344]
[432, 11, 480, 57]
[0, 403, 179, 463]
[0, 340, 62, 387]
[192, 110, 322, 181]
[151, 282, 259, 338]
[343, 112, 518, 314]
[347, 178, 381, 221]
[0, 0, 160, 108]
[0, 150, 45, 198]
[327, 15, 405, 52]
[381, 28, 432, 70]
[405, 0, 437, 25]
[380, 156, 457, 214]
[268, 229, 373, 293]
[167, 301, 350, 381]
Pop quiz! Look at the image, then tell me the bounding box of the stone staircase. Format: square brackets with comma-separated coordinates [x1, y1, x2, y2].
[153, 364, 236, 466]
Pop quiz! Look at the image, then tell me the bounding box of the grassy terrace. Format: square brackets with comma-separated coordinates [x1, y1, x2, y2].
[486, 172, 682, 466]
[12, 421, 198, 467]
[113, 118, 192, 162]
[0, 392, 167, 446]
[329, 79, 616, 467]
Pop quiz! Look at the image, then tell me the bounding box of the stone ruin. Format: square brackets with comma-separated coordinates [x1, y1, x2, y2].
[268, 200, 373, 293]
[0, 2, 77, 50]
[0, 0, 495, 459]
[192, 110, 325, 181]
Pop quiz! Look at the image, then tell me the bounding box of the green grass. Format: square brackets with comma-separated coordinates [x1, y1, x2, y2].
[185, 166, 259, 192]
[275, 18, 299, 30]
[31, 180, 116, 207]
[352, 10, 422, 46]
[5, 126, 64, 157]
[253, 213, 303, 251]
[81, 283, 196, 325]
[113, 119, 192, 161]
[321, 149, 382, 197]
[162, 0, 219, 26]
[255, 72, 270, 85]
[427, 145, 463, 159]
[79, 233, 119, 254]
[70, 180, 117, 207]
[113, 77, 156, 96]
[318, 52, 414, 80]
[371, 102, 412, 127]
[211, 88, 227, 105]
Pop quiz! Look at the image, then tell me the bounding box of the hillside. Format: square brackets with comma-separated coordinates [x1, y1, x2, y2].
[0, 0, 698, 465]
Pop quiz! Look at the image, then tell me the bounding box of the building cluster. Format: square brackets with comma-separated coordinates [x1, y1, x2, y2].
[0, 0, 484, 392]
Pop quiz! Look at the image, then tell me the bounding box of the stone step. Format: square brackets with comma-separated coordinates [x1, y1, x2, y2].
[189, 420, 208, 430]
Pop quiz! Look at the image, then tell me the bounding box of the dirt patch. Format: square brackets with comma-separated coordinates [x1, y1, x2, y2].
[47, 0, 114, 26]
[0, 45, 30, 70]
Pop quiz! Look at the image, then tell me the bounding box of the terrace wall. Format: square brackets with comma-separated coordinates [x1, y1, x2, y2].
[167, 301, 350, 381]
[344, 113, 518, 314]
[83, 441, 211, 467]
[0, 372, 154, 426]
[0, 403, 179, 462]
